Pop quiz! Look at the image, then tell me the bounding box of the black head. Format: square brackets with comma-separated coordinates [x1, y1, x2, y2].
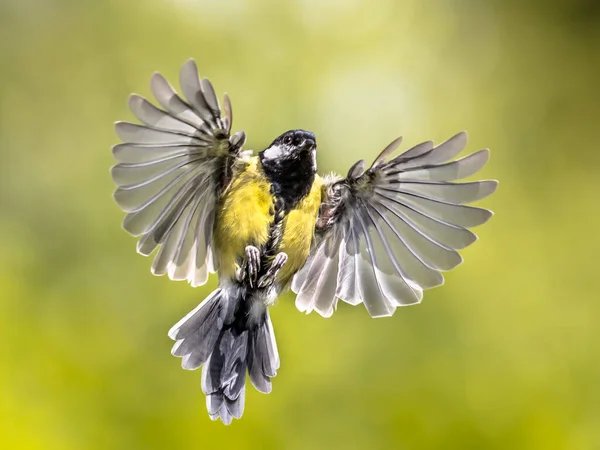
[259, 129, 317, 173]
[258, 129, 318, 210]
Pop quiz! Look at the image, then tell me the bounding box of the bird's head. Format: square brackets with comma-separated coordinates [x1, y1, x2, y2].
[259, 129, 317, 174]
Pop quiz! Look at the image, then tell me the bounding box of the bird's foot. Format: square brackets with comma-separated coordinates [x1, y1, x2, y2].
[258, 252, 288, 288]
[238, 245, 261, 288]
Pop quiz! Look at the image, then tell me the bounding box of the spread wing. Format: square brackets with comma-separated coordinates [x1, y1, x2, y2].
[292, 132, 497, 318]
[111, 59, 247, 287]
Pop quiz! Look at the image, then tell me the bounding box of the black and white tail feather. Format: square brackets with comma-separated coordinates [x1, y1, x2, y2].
[168, 287, 280, 425]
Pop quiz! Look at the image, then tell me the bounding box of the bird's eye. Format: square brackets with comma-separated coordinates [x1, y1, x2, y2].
[283, 136, 292, 145]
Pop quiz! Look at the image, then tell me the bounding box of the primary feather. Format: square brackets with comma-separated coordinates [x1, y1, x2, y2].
[112, 59, 246, 287]
[292, 131, 497, 318]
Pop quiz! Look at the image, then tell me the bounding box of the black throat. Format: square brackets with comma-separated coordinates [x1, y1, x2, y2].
[259, 154, 316, 213]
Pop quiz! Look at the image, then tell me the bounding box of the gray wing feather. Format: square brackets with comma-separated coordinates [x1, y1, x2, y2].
[390, 140, 433, 162]
[264, 312, 280, 372]
[115, 121, 203, 144]
[385, 149, 490, 181]
[294, 233, 342, 317]
[335, 227, 361, 305]
[222, 94, 233, 133]
[292, 131, 497, 318]
[200, 78, 221, 118]
[374, 196, 477, 250]
[391, 132, 467, 169]
[179, 61, 216, 125]
[354, 212, 396, 317]
[128, 94, 198, 135]
[370, 202, 444, 289]
[363, 204, 424, 304]
[121, 170, 202, 237]
[112, 143, 205, 165]
[384, 180, 497, 204]
[111, 59, 247, 286]
[312, 245, 341, 317]
[169, 193, 208, 280]
[376, 188, 493, 228]
[150, 72, 206, 130]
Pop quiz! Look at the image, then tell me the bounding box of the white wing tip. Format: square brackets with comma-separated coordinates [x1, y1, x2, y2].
[150, 71, 168, 87]
[368, 310, 395, 319]
[315, 307, 334, 318]
[294, 297, 311, 314]
[170, 339, 183, 352]
[168, 326, 180, 340]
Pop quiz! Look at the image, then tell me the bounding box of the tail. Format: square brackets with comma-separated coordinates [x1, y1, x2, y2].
[168, 287, 280, 424]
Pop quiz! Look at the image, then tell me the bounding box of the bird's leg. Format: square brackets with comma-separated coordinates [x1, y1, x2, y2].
[258, 252, 288, 288]
[238, 245, 261, 288]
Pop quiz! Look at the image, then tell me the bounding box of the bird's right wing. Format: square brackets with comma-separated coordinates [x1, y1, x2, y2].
[292, 132, 497, 318]
[111, 59, 247, 286]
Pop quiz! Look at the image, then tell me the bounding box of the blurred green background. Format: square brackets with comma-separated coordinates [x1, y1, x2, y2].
[2, 0, 599, 448]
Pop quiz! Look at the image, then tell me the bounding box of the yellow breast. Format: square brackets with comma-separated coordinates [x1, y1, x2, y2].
[277, 175, 323, 285]
[214, 158, 323, 286]
[214, 158, 274, 278]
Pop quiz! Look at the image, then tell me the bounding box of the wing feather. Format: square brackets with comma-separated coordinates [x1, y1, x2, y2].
[128, 94, 198, 135]
[375, 188, 493, 228]
[293, 132, 496, 318]
[384, 149, 490, 181]
[115, 121, 203, 144]
[112, 143, 205, 164]
[179, 60, 217, 125]
[375, 195, 477, 250]
[383, 180, 497, 204]
[150, 72, 207, 131]
[390, 140, 433, 162]
[389, 131, 467, 169]
[354, 212, 395, 317]
[361, 204, 422, 308]
[370, 201, 444, 289]
[294, 233, 342, 317]
[111, 59, 247, 286]
[335, 225, 361, 305]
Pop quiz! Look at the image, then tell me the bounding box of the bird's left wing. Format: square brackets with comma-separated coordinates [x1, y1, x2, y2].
[292, 132, 497, 318]
[111, 59, 247, 286]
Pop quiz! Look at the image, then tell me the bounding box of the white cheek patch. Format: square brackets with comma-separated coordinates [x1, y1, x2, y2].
[262, 144, 288, 161]
[262, 144, 317, 171]
[311, 148, 317, 171]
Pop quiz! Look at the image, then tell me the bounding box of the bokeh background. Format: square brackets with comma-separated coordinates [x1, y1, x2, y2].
[2, 0, 599, 448]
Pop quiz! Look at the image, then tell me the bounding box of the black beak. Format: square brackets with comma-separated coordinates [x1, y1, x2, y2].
[301, 138, 316, 151]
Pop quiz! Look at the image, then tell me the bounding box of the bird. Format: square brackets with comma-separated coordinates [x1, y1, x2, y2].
[111, 59, 497, 425]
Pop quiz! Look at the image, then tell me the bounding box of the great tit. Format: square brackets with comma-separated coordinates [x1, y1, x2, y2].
[111, 59, 497, 424]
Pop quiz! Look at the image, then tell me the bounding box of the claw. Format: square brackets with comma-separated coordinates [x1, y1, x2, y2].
[258, 252, 288, 288]
[244, 245, 261, 288]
